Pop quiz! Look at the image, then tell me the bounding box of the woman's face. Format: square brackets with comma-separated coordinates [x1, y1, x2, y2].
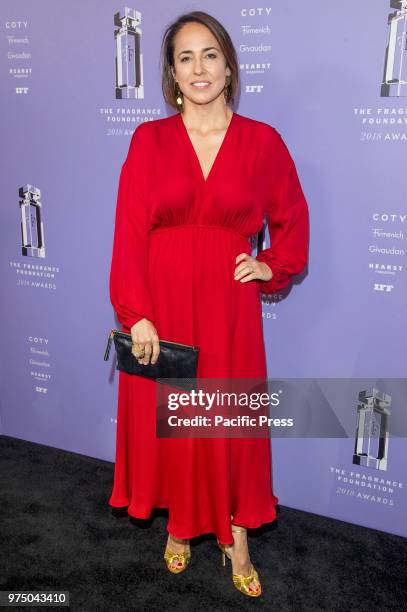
[171, 22, 231, 107]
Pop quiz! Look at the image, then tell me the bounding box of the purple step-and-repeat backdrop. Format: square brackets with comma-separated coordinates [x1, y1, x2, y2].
[1, 1, 406, 538]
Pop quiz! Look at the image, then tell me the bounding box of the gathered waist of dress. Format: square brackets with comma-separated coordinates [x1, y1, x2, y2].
[148, 224, 251, 245]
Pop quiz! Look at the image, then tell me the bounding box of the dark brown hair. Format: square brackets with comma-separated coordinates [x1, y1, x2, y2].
[160, 11, 239, 111]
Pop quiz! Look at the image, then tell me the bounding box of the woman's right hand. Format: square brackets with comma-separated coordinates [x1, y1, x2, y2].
[130, 318, 160, 365]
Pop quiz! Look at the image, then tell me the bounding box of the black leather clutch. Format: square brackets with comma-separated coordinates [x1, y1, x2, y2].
[104, 328, 199, 391]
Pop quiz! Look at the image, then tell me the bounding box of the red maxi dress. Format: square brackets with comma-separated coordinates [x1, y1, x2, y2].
[108, 111, 309, 545]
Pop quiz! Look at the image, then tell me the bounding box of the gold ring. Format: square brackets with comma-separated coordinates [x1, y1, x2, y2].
[132, 342, 145, 359]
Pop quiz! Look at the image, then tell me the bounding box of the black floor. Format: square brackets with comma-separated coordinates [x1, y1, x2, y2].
[1, 434, 406, 612]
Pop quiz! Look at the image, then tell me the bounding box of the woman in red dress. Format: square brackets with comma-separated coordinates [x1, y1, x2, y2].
[109, 11, 309, 598]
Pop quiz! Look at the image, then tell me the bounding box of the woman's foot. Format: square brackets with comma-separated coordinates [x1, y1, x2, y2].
[164, 534, 191, 572]
[223, 526, 260, 595]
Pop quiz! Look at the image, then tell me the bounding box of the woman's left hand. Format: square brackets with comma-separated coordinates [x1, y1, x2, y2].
[234, 253, 272, 283]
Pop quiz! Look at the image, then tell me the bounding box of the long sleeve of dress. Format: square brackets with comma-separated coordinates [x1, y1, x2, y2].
[256, 131, 309, 295]
[109, 124, 156, 330]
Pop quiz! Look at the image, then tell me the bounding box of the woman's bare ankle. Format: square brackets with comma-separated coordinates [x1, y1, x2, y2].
[228, 527, 252, 574]
[167, 534, 190, 551]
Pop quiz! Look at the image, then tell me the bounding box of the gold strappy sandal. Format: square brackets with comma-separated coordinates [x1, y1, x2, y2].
[217, 527, 262, 597]
[164, 535, 191, 574]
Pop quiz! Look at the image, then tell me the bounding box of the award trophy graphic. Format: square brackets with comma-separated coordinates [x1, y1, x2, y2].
[19, 184, 46, 258]
[250, 221, 266, 255]
[114, 7, 144, 99]
[353, 388, 391, 471]
[381, 0, 407, 96]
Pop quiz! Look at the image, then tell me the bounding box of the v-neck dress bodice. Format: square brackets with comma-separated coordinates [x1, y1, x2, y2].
[108, 111, 309, 545]
[145, 112, 272, 238]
